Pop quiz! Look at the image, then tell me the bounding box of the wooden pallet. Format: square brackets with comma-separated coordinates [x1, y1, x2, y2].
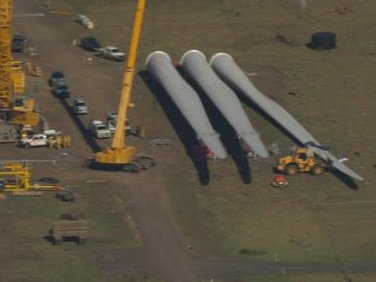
[50, 219, 88, 245]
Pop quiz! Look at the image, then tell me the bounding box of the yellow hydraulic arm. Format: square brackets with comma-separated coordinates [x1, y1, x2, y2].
[94, 0, 146, 166]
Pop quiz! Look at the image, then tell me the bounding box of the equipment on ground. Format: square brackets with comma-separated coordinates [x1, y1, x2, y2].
[89, 0, 155, 172]
[49, 212, 88, 245]
[0, 162, 64, 196]
[275, 147, 325, 176]
[271, 175, 288, 188]
[0, 122, 17, 143]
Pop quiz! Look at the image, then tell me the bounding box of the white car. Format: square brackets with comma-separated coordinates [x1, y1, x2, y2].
[88, 120, 111, 139]
[106, 112, 131, 135]
[73, 98, 88, 114]
[19, 133, 48, 148]
[98, 46, 126, 61]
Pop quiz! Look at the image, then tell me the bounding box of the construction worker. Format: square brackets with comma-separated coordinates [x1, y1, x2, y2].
[47, 136, 54, 148]
[64, 135, 71, 148]
[55, 135, 62, 149]
[271, 175, 288, 188]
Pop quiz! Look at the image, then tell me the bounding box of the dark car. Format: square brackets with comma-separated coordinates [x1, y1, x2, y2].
[79, 36, 101, 51]
[12, 35, 28, 53]
[53, 84, 70, 99]
[49, 71, 65, 87]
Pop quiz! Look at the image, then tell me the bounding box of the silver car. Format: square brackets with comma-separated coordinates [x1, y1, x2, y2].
[73, 98, 88, 114]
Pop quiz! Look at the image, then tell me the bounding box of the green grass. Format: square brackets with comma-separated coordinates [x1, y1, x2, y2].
[16, 0, 376, 281]
[242, 273, 376, 282]
[169, 168, 376, 264]
[0, 179, 141, 282]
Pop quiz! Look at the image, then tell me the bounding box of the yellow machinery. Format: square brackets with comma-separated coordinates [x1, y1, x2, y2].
[0, 162, 64, 197]
[25, 61, 42, 77]
[0, 0, 40, 126]
[11, 60, 25, 93]
[275, 147, 325, 176]
[0, 0, 13, 110]
[90, 0, 155, 172]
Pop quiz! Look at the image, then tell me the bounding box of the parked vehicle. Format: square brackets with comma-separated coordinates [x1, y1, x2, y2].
[97, 46, 125, 61]
[106, 112, 131, 135]
[76, 15, 94, 29]
[73, 98, 88, 114]
[79, 36, 101, 51]
[12, 35, 27, 53]
[49, 71, 65, 87]
[53, 84, 70, 99]
[18, 133, 48, 148]
[88, 120, 111, 139]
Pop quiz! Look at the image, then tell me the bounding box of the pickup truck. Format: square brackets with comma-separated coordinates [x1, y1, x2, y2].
[18, 130, 66, 148]
[106, 112, 131, 135]
[18, 133, 49, 148]
[88, 120, 111, 139]
[97, 46, 125, 62]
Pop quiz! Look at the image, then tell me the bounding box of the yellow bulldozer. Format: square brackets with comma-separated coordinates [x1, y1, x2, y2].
[275, 147, 325, 176]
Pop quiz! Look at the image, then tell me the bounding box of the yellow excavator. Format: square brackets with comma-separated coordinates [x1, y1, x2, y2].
[88, 0, 155, 172]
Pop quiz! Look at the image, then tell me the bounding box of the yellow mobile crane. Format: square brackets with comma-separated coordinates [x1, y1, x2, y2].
[88, 0, 155, 172]
[0, 0, 40, 126]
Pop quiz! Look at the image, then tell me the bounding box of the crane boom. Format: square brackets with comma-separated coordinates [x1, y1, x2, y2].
[112, 0, 145, 149]
[93, 0, 147, 167]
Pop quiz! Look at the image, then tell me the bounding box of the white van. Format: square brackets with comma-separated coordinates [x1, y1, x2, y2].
[88, 120, 111, 139]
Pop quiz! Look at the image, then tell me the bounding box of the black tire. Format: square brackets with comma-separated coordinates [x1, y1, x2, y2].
[284, 163, 299, 176]
[23, 143, 30, 149]
[311, 164, 324, 175]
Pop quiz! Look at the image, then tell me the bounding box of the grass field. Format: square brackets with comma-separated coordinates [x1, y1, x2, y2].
[0, 165, 143, 282]
[7, 0, 376, 281]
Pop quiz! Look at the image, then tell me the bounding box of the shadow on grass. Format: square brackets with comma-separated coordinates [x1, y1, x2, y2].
[177, 66, 251, 184]
[139, 70, 210, 185]
[55, 93, 102, 154]
[331, 169, 359, 190]
[43, 234, 84, 246]
[43, 235, 55, 245]
[140, 67, 254, 185]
